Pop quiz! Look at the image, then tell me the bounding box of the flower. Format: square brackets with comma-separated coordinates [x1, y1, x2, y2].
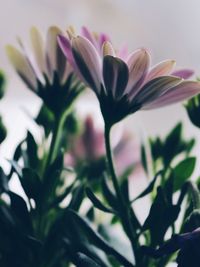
[6, 26, 84, 117]
[65, 115, 143, 176]
[58, 29, 200, 126]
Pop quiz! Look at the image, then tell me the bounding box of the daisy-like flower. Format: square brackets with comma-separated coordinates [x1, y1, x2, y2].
[6, 26, 85, 117]
[58, 31, 200, 126]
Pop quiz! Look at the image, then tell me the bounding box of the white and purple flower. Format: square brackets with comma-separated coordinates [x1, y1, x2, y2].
[6, 26, 84, 116]
[58, 28, 200, 125]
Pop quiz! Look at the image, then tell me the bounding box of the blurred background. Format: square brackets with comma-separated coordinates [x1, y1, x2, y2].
[1, 0, 200, 174]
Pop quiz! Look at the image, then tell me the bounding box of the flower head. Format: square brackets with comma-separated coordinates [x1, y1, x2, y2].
[6, 26, 84, 116]
[58, 29, 200, 126]
[65, 115, 142, 176]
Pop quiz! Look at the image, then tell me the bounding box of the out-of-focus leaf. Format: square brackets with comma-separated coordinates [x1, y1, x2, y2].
[173, 157, 196, 192]
[75, 252, 102, 267]
[0, 167, 9, 192]
[0, 71, 6, 99]
[67, 209, 135, 267]
[143, 187, 180, 246]
[9, 191, 32, 233]
[69, 185, 85, 211]
[131, 170, 163, 203]
[101, 175, 118, 210]
[163, 123, 182, 166]
[21, 168, 42, 201]
[26, 131, 38, 169]
[0, 116, 7, 144]
[86, 187, 115, 214]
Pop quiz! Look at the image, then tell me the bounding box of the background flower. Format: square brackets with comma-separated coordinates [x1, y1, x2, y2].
[6, 26, 84, 116]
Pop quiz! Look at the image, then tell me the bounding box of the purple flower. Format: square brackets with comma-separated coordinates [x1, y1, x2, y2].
[65, 115, 143, 176]
[6, 26, 84, 116]
[58, 29, 200, 125]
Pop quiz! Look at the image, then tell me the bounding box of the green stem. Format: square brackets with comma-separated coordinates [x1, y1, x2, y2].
[104, 125, 140, 265]
[45, 113, 66, 171]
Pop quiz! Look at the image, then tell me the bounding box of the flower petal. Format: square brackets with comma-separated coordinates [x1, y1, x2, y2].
[102, 41, 116, 57]
[98, 33, 110, 47]
[145, 60, 176, 82]
[172, 69, 194, 79]
[125, 49, 150, 97]
[142, 81, 200, 110]
[57, 34, 76, 68]
[30, 27, 46, 75]
[46, 26, 66, 81]
[81, 26, 98, 48]
[133, 76, 182, 106]
[72, 36, 102, 93]
[103, 55, 129, 99]
[6, 45, 37, 90]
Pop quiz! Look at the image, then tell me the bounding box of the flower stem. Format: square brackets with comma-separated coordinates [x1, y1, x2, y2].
[104, 125, 140, 265]
[44, 113, 66, 174]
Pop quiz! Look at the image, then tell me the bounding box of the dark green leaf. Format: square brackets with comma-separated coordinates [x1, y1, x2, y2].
[131, 170, 163, 203]
[67, 210, 135, 267]
[21, 168, 42, 201]
[86, 187, 115, 214]
[75, 252, 102, 267]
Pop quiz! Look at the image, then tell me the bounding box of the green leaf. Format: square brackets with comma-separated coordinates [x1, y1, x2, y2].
[131, 170, 163, 203]
[86, 187, 115, 214]
[26, 131, 38, 169]
[0, 167, 9, 192]
[143, 187, 180, 246]
[101, 175, 118, 210]
[21, 168, 42, 201]
[9, 191, 32, 232]
[69, 185, 85, 211]
[173, 157, 196, 192]
[163, 122, 182, 166]
[67, 210, 135, 267]
[75, 252, 102, 267]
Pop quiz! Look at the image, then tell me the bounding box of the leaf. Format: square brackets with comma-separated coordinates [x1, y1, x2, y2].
[21, 168, 42, 201]
[131, 170, 163, 203]
[8, 159, 22, 177]
[101, 175, 118, 210]
[143, 187, 180, 246]
[0, 167, 9, 192]
[69, 185, 85, 211]
[26, 131, 38, 169]
[75, 252, 102, 267]
[9, 191, 32, 233]
[163, 122, 182, 166]
[173, 157, 196, 192]
[86, 187, 115, 214]
[67, 209, 135, 267]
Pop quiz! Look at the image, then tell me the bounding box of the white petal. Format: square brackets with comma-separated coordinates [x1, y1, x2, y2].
[30, 27, 46, 75]
[46, 26, 66, 81]
[125, 49, 150, 97]
[6, 45, 37, 90]
[72, 36, 102, 93]
[145, 60, 176, 82]
[142, 81, 200, 109]
[102, 41, 116, 57]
